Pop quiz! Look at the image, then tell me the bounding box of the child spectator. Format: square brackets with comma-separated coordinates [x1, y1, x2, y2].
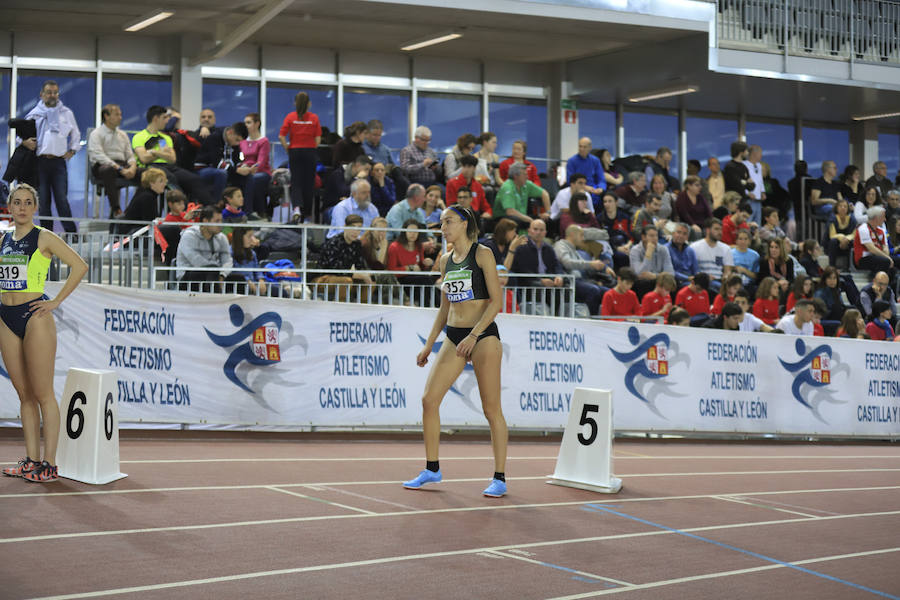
[641, 272, 676, 320]
[601, 267, 640, 317]
[675, 272, 711, 317]
[753, 276, 781, 325]
[711, 275, 743, 315]
[221, 186, 247, 223]
[866, 300, 896, 341]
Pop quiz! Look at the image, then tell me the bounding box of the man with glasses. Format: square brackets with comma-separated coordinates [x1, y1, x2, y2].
[398, 126, 441, 187]
[88, 103, 138, 217]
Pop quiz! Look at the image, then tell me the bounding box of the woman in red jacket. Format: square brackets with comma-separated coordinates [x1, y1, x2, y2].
[278, 92, 321, 224]
[753, 276, 781, 325]
[497, 140, 541, 186]
[388, 219, 436, 305]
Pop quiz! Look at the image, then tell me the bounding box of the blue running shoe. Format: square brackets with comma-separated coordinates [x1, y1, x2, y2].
[403, 469, 442, 489]
[483, 479, 507, 497]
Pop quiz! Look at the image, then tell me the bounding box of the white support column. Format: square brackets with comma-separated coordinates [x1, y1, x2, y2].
[851, 120, 879, 179]
[795, 118, 803, 161]
[259, 46, 267, 138]
[172, 36, 203, 129]
[481, 60, 489, 133]
[336, 52, 344, 134]
[9, 54, 17, 161]
[738, 112, 747, 142]
[615, 102, 624, 158]
[678, 108, 687, 183]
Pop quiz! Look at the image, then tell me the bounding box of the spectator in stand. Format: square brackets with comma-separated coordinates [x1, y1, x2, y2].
[387, 218, 433, 274]
[734, 289, 777, 332]
[363, 120, 409, 199]
[758, 206, 791, 247]
[194, 121, 249, 208]
[239, 113, 272, 220]
[386, 183, 428, 241]
[675, 175, 712, 237]
[332, 121, 367, 167]
[629, 225, 674, 298]
[761, 161, 790, 220]
[221, 187, 247, 224]
[866, 161, 894, 203]
[798, 239, 825, 278]
[318, 214, 374, 285]
[133, 105, 213, 207]
[175, 207, 231, 291]
[689, 217, 733, 293]
[422, 185, 444, 227]
[854, 185, 879, 225]
[840, 164, 863, 207]
[889, 214, 900, 259]
[494, 162, 550, 228]
[641, 272, 676, 320]
[446, 155, 487, 210]
[675, 272, 711, 318]
[730, 230, 759, 288]
[278, 92, 321, 224]
[745, 145, 765, 224]
[885, 190, 900, 221]
[644, 147, 674, 193]
[498, 139, 541, 186]
[597, 148, 624, 190]
[560, 192, 605, 243]
[713, 190, 739, 221]
[854, 206, 896, 277]
[511, 218, 567, 313]
[598, 192, 633, 267]
[776, 299, 815, 335]
[787, 159, 809, 233]
[812, 299, 830, 336]
[866, 300, 895, 340]
[398, 126, 441, 187]
[566, 137, 605, 204]
[369, 162, 397, 217]
[809, 160, 842, 218]
[327, 179, 378, 238]
[711, 275, 743, 315]
[451, 187, 487, 235]
[702, 301, 745, 331]
[666, 221, 699, 288]
[360, 216, 389, 271]
[550, 173, 592, 220]
[786, 274, 813, 313]
[484, 217, 527, 272]
[443, 133, 477, 180]
[721, 201, 753, 245]
[553, 224, 611, 315]
[601, 267, 640, 317]
[668, 307, 691, 326]
[615, 172, 648, 213]
[723, 141, 753, 200]
[114, 167, 167, 234]
[706, 156, 725, 209]
[632, 194, 669, 241]
[826, 199, 856, 267]
[646, 176, 675, 225]
[814, 266, 848, 327]
[753, 276, 782, 325]
[474, 132, 502, 189]
[859, 271, 895, 322]
[837, 309, 867, 338]
[88, 103, 138, 217]
[326, 155, 372, 209]
[758, 237, 794, 296]
[230, 227, 266, 296]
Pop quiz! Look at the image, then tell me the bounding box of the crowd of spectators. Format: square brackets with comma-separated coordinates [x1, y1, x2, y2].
[5, 82, 900, 342]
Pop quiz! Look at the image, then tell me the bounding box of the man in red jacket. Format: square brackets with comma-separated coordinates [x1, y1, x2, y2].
[446, 155, 488, 212]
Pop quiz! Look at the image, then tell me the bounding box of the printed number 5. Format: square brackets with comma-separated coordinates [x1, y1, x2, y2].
[577, 403, 599, 446]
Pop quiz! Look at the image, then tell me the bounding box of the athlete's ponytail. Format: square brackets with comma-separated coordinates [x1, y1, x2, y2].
[449, 205, 479, 242]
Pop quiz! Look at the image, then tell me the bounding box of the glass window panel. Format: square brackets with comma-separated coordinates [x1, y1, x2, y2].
[17, 72, 95, 227]
[489, 96, 547, 172]
[878, 133, 900, 178]
[0, 71, 9, 163]
[745, 120, 795, 187]
[343, 88, 409, 154]
[578, 107, 616, 158]
[802, 126, 849, 178]
[202, 80, 259, 130]
[417, 92, 480, 155]
[266, 85, 335, 169]
[685, 116, 737, 177]
[102, 75, 171, 134]
[624, 111, 678, 175]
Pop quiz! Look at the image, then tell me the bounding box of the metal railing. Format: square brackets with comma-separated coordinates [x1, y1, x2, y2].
[718, 0, 900, 64]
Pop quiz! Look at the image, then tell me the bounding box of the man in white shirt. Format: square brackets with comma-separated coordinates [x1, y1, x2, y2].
[550, 173, 592, 220]
[88, 104, 138, 217]
[689, 217, 734, 293]
[746, 144, 766, 225]
[775, 299, 815, 336]
[734, 291, 776, 333]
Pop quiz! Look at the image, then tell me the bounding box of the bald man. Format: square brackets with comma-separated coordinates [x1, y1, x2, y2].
[860, 271, 896, 321]
[566, 137, 605, 207]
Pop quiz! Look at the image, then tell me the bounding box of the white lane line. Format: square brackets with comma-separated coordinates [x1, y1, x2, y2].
[486, 549, 632, 587]
[734, 495, 843, 516]
[265, 486, 375, 515]
[712, 495, 820, 518]
[25, 535, 900, 599]
[541, 547, 900, 599]
[3, 468, 899, 500]
[310, 485, 419, 512]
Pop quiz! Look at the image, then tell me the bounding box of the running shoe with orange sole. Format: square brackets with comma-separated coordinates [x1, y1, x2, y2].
[23, 461, 58, 483]
[2, 457, 39, 478]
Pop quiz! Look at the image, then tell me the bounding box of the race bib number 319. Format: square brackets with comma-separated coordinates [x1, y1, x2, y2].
[0, 255, 27, 290]
[443, 269, 474, 302]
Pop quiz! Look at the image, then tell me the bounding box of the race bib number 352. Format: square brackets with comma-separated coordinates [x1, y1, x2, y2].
[443, 269, 474, 302]
[0, 255, 28, 291]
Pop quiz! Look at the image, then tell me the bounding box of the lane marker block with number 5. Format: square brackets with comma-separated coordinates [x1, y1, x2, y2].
[56, 368, 127, 485]
[547, 387, 622, 494]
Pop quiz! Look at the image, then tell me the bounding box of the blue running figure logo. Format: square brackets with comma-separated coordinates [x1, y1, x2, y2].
[778, 338, 847, 422]
[609, 326, 688, 417]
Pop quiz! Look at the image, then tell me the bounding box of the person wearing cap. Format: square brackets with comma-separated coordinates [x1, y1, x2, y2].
[866, 300, 896, 341]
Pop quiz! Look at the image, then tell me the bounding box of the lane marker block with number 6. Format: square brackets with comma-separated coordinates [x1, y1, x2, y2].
[547, 387, 622, 494]
[56, 368, 127, 485]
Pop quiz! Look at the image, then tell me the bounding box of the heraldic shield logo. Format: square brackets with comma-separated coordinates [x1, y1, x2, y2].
[645, 342, 669, 376]
[609, 326, 687, 418]
[252, 325, 281, 362]
[778, 338, 847, 423]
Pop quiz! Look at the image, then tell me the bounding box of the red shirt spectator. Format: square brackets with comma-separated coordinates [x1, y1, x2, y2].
[446, 174, 490, 214]
[721, 214, 750, 245]
[601, 288, 641, 317]
[675, 286, 710, 316]
[499, 158, 540, 186]
[752, 298, 780, 325]
[641, 291, 671, 319]
[813, 322, 825, 336]
[279, 111, 321, 148]
[387, 241, 425, 272]
[785, 291, 798, 313]
[710, 294, 736, 316]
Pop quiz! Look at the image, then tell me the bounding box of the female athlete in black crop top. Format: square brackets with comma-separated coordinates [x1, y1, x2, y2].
[403, 205, 509, 497]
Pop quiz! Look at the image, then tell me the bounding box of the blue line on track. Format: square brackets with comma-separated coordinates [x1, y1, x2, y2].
[581, 504, 900, 600]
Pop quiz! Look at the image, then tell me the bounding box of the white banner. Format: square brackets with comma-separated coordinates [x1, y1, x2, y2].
[0, 283, 897, 437]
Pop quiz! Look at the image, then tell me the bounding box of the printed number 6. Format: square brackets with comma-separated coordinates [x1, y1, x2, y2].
[104, 392, 114, 441]
[577, 403, 599, 446]
[66, 392, 87, 440]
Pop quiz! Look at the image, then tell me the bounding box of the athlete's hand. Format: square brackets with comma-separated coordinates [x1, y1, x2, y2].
[455, 335, 476, 360]
[416, 346, 432, 367]
[29, 297, 60, 318]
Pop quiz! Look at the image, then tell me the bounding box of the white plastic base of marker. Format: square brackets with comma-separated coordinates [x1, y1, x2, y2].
[547, 387, 622, 494]
[56, 368, 127, 485]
